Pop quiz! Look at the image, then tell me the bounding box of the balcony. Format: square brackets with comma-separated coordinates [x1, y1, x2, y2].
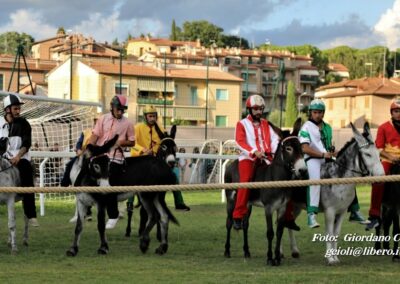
[262, 76, 278, 84]
[137, 104, 207, 121]
[137, 97, 173, 105]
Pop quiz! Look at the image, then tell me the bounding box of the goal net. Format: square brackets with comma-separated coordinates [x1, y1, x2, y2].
[0, 91, 102, 201]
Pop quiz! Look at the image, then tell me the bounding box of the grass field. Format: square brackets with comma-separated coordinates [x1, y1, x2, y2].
[0, 186, 399, 283]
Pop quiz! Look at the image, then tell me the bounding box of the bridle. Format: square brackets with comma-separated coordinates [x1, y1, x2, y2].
[333, 139, 373, 176]
[278, 136, 302, 175]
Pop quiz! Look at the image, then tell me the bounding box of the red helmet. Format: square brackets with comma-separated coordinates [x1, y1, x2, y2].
[390, 98, 400, 112]
[245, 95, 265, 108]
[110, 95, 128, 110]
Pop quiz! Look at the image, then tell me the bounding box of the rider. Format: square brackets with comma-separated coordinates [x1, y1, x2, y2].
[131, 105, 190, 210]
[0, 94, 39, 226]
[88, 95, 135, 229]
[366, 99, 400, 230]
[299, 98, 368, 228]
[233, 94, 300, 231]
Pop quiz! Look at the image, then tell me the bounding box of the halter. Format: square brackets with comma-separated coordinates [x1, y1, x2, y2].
[279, 135, 301, 175]
[333, 139, 373, 176]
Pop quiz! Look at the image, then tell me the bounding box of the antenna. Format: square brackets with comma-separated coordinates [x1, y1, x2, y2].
[7, 39, 35, 95]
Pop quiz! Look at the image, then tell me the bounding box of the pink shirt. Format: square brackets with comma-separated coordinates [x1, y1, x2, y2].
[92, 113, 135, 162]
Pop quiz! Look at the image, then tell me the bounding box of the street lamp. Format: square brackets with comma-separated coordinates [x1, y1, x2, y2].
[298, 92, 307, 114]
[205, 56, 209, 140]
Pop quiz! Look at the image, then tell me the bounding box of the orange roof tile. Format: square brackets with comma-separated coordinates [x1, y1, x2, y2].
[167, 68, 243, 82]
[328, 63, 349, 72]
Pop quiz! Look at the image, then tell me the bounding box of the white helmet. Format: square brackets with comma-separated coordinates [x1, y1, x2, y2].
[245, 95, 265, 108]
[3, 94, 24, 110]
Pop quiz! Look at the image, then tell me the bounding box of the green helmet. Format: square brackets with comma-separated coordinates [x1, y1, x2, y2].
[309, 99, 325, 111]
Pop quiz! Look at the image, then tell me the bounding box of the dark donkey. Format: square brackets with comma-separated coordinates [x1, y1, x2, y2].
[224, 118, 307, 265]
[66, 126, 179, 256]
[375, 163, 400, 261]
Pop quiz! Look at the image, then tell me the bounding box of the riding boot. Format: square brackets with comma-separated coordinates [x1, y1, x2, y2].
[173, 191, 190, 211]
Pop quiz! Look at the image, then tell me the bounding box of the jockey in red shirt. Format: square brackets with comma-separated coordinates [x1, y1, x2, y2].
[232, 94, 300, 231]
[366, 99, 400, 230]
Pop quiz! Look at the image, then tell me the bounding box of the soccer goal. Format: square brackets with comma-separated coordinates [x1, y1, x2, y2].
[0, 91, 102, 203]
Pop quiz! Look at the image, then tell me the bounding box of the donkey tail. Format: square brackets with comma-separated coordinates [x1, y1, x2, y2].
[161, 198, 179, 226]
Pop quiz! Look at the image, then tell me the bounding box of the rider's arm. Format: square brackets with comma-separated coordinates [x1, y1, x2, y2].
[235, 121, 258, 158]
[379, 149, 399, 163]
[301, 143, 332, 159]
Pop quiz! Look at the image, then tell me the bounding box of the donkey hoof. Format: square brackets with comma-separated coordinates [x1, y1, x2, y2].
[11, 248, 18, 255]
[224, 251, 231, 258]
[392, 255, 400, 262]
[292, 252, 300, 258]
[155, 244, 168, 255]
[23, 240, 29, 247]
[267, 259, 275, 266]
[274, 259, 281, 266]
[140, 238, 150, 254]
[244, 251, 251, 258]
[66, 247, 78, 257]
[326, 257, 340, 266]
[97, 247, 109, 255]
[125, 231, 131, 238]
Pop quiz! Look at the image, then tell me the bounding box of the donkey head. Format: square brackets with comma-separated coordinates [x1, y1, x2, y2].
[80, 135, 119, 187]
[350, 122, 384, 177]
[278, 118, 307, 179]
[156, 125, 177, 167]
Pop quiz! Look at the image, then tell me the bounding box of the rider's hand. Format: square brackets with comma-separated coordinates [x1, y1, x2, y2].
[10, 155, 20, 166]
[141, 148, 153, 156]
[392, 157, 400, 164]
[254, 150, 265, 159]
[323, 152, 333, 159]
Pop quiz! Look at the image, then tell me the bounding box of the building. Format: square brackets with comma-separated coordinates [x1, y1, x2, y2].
[46, 59, 242, 127]
[325, 63, 350, 80]
[315, 77, 400, 128]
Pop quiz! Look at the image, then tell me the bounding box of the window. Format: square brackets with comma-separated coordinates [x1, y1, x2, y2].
[216, 116, 227, 127]
[216, 89, 228, 100]
[190, 86, 198, 105]
[115, 83, 128, 96]
[174, 85, 178, 99]
[0, 74, 3, 91]
[344, 98, 347, 109]
[328, 100, 333, 111]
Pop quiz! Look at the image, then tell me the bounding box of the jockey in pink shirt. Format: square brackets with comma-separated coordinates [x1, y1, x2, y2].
[233, 95, 300, 231]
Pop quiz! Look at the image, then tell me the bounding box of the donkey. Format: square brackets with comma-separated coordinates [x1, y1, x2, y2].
[224, 118, 307, 265]
[66, 127, 179, 257]
[374, 163, 400, 261]
[317, 122, 384, 265]
[0, 137, 29, 254]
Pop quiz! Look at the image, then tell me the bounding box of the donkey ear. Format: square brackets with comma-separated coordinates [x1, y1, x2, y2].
[291, 117, 302, 136]
[350, 123, 365, 144]
[170, 125, 177, 139]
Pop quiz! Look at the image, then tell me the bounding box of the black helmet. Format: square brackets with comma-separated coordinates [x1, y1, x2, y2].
[3, 94, 24, 110]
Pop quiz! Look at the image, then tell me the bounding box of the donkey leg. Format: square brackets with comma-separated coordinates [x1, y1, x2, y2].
[139, 198, 157, 254]
[96, 203, 109, 255]
[125, 198, 134, 237]
[265, 212, 275, 265]
[332, 213, 345, 264]
[66, 199, 87, 256]
[7, 197, 17, 254]
[383, 208, 394, 251]
[324, 210, 337, 265]
[22, 215, 29, 246]
[274, 214, 286, 266]
[154, 199, 169, 255]
[243, 207, 252, 258]
[224, 204, 234, 258]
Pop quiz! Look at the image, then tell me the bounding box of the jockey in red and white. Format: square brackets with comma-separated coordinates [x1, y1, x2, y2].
[232, 94, 299, 231]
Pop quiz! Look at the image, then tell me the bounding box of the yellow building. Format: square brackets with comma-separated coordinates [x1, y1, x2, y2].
[315, 77, 400, 128]
[47, 59, 242, 127]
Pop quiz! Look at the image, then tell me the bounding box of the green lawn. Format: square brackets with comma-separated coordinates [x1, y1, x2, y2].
[0, 187, 398, 283]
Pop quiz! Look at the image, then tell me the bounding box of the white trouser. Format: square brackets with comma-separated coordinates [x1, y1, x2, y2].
[306, 158, 325, 212]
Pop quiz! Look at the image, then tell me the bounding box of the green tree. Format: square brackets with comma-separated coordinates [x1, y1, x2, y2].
[57, 27, 66, 35]
[0, 32, 34, 56]
[284, 80, 297, 127]
[325, 73, 343, 84]
[181, 20, 224, 47]
[170, 19, 182, 41]
[220, 35, 249, 48]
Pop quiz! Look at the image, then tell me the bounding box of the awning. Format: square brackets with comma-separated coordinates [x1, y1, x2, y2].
[137, 78, 174, 92]
[300, 69, 320, 76]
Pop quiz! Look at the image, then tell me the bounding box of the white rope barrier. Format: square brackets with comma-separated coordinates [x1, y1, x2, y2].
[3, 174, 400, 193]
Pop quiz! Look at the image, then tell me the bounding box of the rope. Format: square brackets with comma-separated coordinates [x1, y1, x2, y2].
[1, 174, 400, 193]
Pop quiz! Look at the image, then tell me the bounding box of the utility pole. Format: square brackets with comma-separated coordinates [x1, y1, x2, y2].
[205, 56, 209, 140]
[383, 48, 386, 84]
[119, 45, 123, 94]
[163, 51, 167, 128]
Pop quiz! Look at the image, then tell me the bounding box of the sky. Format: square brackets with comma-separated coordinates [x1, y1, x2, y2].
[0, 0, 400, 50]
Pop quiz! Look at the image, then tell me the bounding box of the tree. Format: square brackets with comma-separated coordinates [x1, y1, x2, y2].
[112, 38, 119, 46]
[57, 27, 66, 35]
[0, 32, 34, 56]
[181, 20, 224, 47]
[220, 35, 249, 49]
[284, 80, 297, 127]
[170, 19, 182, 41]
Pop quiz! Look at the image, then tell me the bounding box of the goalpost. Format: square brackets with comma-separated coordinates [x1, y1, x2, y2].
[0, 91, 102, 207]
